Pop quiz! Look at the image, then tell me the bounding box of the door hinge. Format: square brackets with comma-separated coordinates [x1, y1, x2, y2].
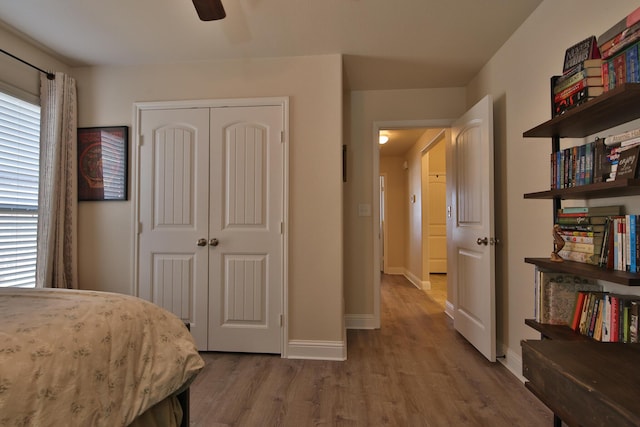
[138, 134, 143, 146]
[279, 314, 283, 327]
[280, 130, 284, 143]
[138, 222, 142, 234]
[280, 221, 284, 234]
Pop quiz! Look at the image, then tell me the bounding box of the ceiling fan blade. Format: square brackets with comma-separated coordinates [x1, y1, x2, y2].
[192, 0, 226, 21]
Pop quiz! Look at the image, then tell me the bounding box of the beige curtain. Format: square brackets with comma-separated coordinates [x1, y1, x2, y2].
[36, 72, 78, 289]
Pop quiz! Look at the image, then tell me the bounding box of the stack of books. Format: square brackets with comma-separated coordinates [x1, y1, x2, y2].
[593, 126, 640, 183]
[552, 36, 603, 116]
[598, 6, 640, 90]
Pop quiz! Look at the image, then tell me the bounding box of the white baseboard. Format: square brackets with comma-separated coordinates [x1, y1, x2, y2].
[444, 300, 454, 319]
[345, 313, 378, 329]
[385, 267, 404, 275]
[287, 340, 347, 361]
[497, 344, 525, 383]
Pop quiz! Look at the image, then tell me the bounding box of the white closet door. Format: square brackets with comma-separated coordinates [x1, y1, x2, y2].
[207, 105, 283, 353]
[138, 108, 211, 349]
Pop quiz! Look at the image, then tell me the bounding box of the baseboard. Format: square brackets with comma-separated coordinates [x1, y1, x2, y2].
[345, 313, 378, 329]
[497, 344, 525, 383]
[404, 270, 430, 290]
[385, 267, 404, 275]
[287, 340, 347, 361]
[444, 300, 454, 319]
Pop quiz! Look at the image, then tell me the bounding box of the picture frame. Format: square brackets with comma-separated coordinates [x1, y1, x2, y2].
[77, 126, 128, 201]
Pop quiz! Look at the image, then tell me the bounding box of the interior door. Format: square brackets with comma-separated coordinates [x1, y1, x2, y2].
[207, 105, 283, 354]
[138, 108, 211, 349]
[448, 95, 496, 362]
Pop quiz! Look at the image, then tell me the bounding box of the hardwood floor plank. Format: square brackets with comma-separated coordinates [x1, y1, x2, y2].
[189, 274, 552, 426]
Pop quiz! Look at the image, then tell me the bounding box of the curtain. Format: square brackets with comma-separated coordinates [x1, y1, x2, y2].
[35, 72, 78, 289]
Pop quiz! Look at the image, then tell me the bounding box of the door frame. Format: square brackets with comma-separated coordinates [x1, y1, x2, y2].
[372, 119, 454, 328]
[132, 97, 290, 356]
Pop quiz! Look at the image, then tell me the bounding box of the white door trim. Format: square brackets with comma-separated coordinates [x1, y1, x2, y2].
[372, 119, 454, 329]
[132, 97, 289, 357]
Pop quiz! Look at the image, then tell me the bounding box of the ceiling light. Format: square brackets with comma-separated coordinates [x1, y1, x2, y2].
[379, 135, 389, 145]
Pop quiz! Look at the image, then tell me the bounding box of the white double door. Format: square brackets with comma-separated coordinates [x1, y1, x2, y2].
[137, 103, 284, 353]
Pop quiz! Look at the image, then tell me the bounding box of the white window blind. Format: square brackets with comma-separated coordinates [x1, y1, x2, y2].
[0, 91, 40, 288]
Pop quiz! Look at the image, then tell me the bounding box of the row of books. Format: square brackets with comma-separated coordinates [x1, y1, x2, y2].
[533, 269, 640, 343]
[571, 291, 639, 343]
[555, 206, 640, 273]
[550, 126, 640, 189]
[598, 6, 640, 91]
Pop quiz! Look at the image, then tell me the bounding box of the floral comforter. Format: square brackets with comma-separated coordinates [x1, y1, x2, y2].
[0, 288, 204, 427]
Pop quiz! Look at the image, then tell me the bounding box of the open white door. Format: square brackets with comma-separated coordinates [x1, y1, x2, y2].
[447, 95, 496, 362]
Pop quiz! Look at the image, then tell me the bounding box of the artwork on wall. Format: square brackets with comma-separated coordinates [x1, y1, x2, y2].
[77, 126, 128, 201]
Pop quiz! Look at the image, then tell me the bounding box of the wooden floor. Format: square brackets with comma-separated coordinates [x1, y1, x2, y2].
[189, 274, 552, 426]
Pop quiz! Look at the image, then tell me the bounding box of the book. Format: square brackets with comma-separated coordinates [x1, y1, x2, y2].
[557, 249, 599, 265]
[571, 291, 587, 330]
[556, 215, 609, 225]
[559, 205, 622, 215]
[553, 78, 603, 103]
[614, 145, 640, 179]
[553, 73, 603, 94]
[579, 292, 594, 334]
[558, 223, 607, 233]
[630, 301, 639, 343]
[597, 6, 640, 47]
[561, 241, 602, 255]
[604, 127, 640, 146]
[563, 36, 601, 73]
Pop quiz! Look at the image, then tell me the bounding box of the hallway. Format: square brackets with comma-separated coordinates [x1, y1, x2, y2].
[189, 274, 552, 426]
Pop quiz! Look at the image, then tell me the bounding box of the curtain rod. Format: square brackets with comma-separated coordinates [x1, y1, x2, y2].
[0, 48, 55, 80]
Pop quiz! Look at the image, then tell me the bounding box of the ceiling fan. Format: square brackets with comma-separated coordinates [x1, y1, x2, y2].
[192, 0, 226, 21]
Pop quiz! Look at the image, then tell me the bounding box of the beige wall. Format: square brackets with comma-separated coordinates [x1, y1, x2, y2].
[400, 128, 444, 284]
[0, 26, 71, 98]
[72, 55, 345, 346]
[467, 0, 640, 374]
[344, 88, 466, 316]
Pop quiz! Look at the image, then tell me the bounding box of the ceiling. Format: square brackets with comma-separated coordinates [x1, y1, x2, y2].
[0, 0, 542, 91]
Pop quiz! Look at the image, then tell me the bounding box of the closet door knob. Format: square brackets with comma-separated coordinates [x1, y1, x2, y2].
[197, 238, 207, 247]
[209, 238, 219, 247]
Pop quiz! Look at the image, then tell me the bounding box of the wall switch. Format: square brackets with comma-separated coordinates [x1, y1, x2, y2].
[358, 203, 372, 217]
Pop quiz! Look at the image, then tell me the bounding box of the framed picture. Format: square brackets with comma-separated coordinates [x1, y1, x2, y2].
[77, 126, 128, 201]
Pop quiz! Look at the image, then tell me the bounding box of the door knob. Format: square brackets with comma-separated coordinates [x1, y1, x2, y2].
[209, 238, 219, 247]
[197, 238, 207, 246]
[476, 237, 489, 246]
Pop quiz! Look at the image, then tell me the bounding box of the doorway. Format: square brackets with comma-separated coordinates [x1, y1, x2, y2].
[375, 123, 450, 312]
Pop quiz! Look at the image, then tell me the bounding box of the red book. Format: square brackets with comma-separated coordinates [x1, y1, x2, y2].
[572, 292, 587, 330]
[611, 296, 620, 342]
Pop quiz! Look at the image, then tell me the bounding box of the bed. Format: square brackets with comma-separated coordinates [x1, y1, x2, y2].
[0, 287, 204, 427]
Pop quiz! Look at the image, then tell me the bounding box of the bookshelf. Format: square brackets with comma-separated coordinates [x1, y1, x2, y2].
[522, 83, 640, 427]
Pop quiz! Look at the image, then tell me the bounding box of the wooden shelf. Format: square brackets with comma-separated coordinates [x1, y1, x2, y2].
[524, 178, 640, 199]
[525, 257, 640, 286]
[523, 83, 640, 138]
[524, 319, 591, 341]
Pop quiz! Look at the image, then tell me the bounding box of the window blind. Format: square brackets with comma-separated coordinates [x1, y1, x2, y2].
[0, 92, 40, 287]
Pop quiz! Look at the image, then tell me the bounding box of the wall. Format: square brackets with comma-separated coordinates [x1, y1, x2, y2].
[404, 128, 446, 286]
[379, 156, 407, 274]
[71, 55, 345, 355]
[0, 26, 71, 99]
[344, 88, 465, 320]
[466, 0, 640, 377]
